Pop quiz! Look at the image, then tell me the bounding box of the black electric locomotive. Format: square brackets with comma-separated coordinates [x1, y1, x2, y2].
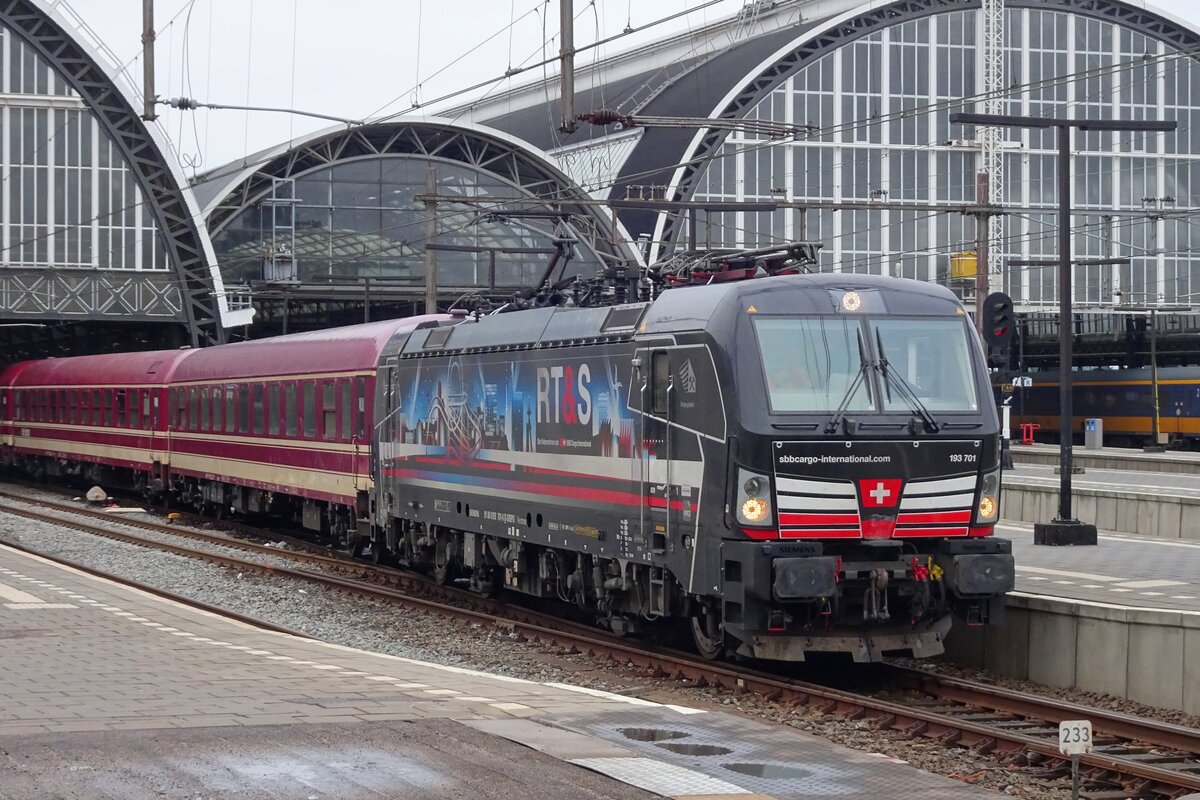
[368, 272, 1014, 662]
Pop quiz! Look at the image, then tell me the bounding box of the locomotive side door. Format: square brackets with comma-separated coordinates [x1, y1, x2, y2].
[638, 347, 673, 557]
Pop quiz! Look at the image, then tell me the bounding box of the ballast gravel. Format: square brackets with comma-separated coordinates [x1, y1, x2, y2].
[0, 491, 1161, 800]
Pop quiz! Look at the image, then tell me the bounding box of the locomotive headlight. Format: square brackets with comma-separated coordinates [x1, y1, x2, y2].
[741, 497, 770, 523]
[735, 468, 774, 527]
[975, 468, 1001, 523]
[978, 495, 997, 519]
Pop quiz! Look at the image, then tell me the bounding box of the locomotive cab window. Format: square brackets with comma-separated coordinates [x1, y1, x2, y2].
[753, 317, 874, 413]
[651, 351, 670, 414]
[868, 319, 979, 412]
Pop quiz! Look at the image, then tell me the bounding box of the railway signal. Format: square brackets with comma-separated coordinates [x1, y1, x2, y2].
[981, 291, 1015, 348]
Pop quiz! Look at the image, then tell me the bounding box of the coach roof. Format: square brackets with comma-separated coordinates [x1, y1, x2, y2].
[172, 315, 454, 382]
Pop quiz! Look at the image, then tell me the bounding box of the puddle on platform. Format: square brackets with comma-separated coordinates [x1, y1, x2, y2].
[656, 742, 733, 756]
[619, 727, 689, 743]
[723, 762, 813, 780]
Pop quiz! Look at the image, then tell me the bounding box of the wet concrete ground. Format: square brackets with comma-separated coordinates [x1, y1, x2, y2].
[0, 719, 656, 800]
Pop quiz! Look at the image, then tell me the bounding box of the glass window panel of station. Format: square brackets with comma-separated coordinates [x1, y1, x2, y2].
[0, 37, 167, 273]
[212, 153, 603, 287]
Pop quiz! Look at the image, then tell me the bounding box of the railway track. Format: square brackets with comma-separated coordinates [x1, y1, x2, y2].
[1, 488, 1198, 799]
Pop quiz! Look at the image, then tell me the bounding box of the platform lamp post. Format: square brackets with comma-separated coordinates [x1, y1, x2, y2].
[950, 113, 1176, 546]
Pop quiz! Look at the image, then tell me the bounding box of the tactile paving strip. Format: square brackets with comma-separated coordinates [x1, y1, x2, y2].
[571, 757, 750, 796]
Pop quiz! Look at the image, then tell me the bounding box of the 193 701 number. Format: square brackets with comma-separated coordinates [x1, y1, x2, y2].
[949, 453, 977, 463]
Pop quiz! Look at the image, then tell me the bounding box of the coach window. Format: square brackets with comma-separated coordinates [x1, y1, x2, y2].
[303, 381, 316, 438]
[285, 383, 298, 436]
[142, 393, 152, 429]
[341, 381, 352, 440]
[268, 385, 281, 436]
[252, 384, 265, 434]
[189, 388, 200, 432]
[356, 377, 367, 440]
[199, 388, 210, 431]
[322, 382, 336, 440]
[103, 391, 114, 427]
[130, 390, 141, 429]
[651, 352, 670, 414]
[210, 387, 221, 432]
[237, 385, 249, 434]
[224, 387, 235, 433]
[116, 390, 128, 427]
[49, 390, 58, 423]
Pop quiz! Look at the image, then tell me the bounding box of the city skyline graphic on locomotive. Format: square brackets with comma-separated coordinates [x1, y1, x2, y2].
[0, 269, 1014, 664]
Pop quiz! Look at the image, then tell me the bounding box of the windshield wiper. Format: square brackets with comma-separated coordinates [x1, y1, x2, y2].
[824, 328, 872, 434]
[874, 327, 940, 433]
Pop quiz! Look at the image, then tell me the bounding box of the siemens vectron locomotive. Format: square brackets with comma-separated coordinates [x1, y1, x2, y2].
[1, 271, 1014, 663]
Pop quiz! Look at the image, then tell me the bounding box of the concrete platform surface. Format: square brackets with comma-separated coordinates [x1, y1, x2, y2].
[0, 719, 656, 800]
[1004, 462, 1200, 499]
[1000, 522, 1200, 612]
[1012, 442, 1200, 474]
[0, 543, 1002, 799]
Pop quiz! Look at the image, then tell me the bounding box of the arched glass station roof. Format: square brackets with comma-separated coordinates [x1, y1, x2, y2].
[194, 119, 635, 304]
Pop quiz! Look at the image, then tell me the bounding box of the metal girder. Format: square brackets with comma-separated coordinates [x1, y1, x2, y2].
[0, 269, 183, 319]
[643, 0, 1200, 256]
[0, 0, 224, 346]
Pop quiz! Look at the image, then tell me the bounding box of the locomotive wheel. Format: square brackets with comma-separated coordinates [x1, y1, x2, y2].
[690, 611, 724, 661]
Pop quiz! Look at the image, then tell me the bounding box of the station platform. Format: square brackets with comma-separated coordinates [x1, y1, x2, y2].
[1002, 462, 1200, 539]
[1011, 442, 1200, 474]
[0, 544, 998, 800]
[946, 522, 1200, 714]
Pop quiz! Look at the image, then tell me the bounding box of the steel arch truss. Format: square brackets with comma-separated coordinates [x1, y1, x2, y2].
[651, 0, 1200, 252]
[205, 122, 627, 268]
[0, 0, 223, 345]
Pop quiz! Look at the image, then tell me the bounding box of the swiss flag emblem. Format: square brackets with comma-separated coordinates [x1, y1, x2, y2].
[859, 478, 902, 508]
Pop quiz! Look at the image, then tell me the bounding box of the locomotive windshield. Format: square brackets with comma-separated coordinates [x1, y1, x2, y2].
[753, 316, 979, 415]
[755, 317, 875, 413]
[870, 319, 979, 412]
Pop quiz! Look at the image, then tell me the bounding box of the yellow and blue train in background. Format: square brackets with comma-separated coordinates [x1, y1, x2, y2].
[1013, 367, 1200, 446]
